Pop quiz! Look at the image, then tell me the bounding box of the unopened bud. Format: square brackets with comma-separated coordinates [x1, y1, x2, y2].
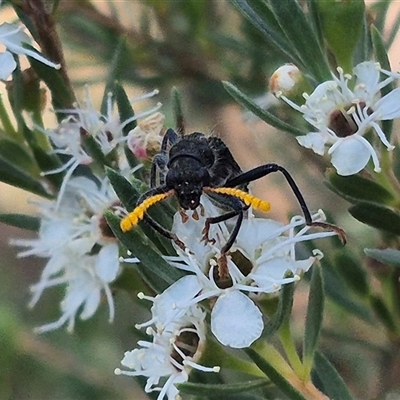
[269, 64, 310, 103]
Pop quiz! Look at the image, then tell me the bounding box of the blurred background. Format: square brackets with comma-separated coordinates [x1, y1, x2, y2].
[1, 1, 400, 399]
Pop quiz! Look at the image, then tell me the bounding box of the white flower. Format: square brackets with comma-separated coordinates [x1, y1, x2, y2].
[11, 176, 123, 333]
[42, 87, 161, 207]
[0, 22, 60, 80]
[146, 198, 334, 348]
[282, 61, 400, 175]
[115, 305, 219, 400]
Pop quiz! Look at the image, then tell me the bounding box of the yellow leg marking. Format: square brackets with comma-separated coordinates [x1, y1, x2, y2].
[120, 190, 174, 232]
[204, 187, 270, 213]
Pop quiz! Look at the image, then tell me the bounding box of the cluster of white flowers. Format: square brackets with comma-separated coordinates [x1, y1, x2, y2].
[277, 61, 400, 176]
[115, 298, 219, 400]
[42, 86, 163, 208]
[12, 90, 165, 332]
[115, 197, 335, 399]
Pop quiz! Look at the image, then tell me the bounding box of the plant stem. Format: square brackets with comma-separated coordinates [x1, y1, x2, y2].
[279, 318, 305, 377]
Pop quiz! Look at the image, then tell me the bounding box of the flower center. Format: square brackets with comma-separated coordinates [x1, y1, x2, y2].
[170, 325, 200, 367]
[209, 250, 253, 289]
[328, 102, 372, 137]
[98, 201, 122, 240]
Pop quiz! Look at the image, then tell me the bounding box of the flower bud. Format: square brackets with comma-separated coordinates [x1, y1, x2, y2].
[269, 64, 310, 103]
[127, 112, 166, 160]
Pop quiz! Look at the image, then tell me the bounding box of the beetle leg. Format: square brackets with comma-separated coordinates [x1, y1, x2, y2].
[226, 163, 346, 243]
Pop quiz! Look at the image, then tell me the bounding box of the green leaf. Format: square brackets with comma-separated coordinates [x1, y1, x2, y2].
[263, 281, 294, 339]
[268, 0, 330, 82]
[28, 49, 75, 116]
[334, 253, 370, 297]
[106, 168, 141, 209]
[322, 266, 373, 323]
[303, 266, 324, 376]
[371, 24, 394, 140]
[105, 212, 183, 292]
[0, 213, 40, 231]
[0, 154, 52, 198]
[230, 0, 302, 67]
[349, 202, 400, 235]
[115, 83, 137, 135]
[316, 0, 365, 73]
[223, 81, 306, 136]
[364, 248, 400, 267]
[178, 379, 269, 397]
[81, 134, 110, 168]
[326, 170, 395, 205]
[369, 294, 397, 332]
[0, 139, 35, 172]
[244, 348, 307, 400]
[313, 351, 355, 400]
[171, 86, 185, 135]
[306, 0, 324, 47]
[100, 37, 125, 115]
[30, 144, 63, 189]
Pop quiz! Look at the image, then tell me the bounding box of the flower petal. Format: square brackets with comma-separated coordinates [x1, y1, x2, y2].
[211, 290, 263, 348]
[296, 132, 328, 155]
[375, 87, 400, 120]
[330, 137, 371, 176]
[353, 61, 381, 100]
[152, 275, 202, 327]
[95, 243, 120, 282]
[0, 51, 16, 80]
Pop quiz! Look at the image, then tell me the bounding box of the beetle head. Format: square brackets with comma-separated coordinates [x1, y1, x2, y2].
[166, 163, 210, 210]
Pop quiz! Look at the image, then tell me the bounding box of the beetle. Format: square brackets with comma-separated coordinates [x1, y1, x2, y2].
[120, 128, 345, 272]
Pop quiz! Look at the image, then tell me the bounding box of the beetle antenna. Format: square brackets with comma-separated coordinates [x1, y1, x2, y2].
[120, 189, 175, 232]
[204, 187, 271, 213]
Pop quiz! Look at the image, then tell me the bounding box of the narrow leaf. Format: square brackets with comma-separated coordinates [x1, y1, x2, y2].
[81, 134, 110, 168]
[263, 281, 294, 339]
[0, 139, 34, 172]
[100, 37, 125, 115]
[364, 248, 400, 267]
[28, 51, 75, 115]
[268, 0, 330, 81]
[0, 213, 40, 231]
[115, 83, 137, 135]
[322, 267, 373, 323]
[303, 266, 324, 375]
[230, 0, 302, 66]
[105, 212, 183, 291]
[334, 253, 370, 297]
[370, 294, 397, 332]
[171, 87, 185, 135]
[245, 348, 307, 400]
[313, 351, 355, 400]
[0, 154, 52, 198]
[178, 379, 269, 397]
[349, 202, 400, 236]
[223, 81, 306, 136]
[106, 168, 142, 209]
[30, 144, 63, 189]
[326, 170, 395, 205]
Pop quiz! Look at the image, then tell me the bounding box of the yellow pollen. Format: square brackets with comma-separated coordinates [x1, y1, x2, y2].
[120, 190, 174, 232]
[205, 187, 270, 213]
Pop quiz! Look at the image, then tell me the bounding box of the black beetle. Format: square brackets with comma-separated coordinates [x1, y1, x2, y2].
[120, 128, 345, 269]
